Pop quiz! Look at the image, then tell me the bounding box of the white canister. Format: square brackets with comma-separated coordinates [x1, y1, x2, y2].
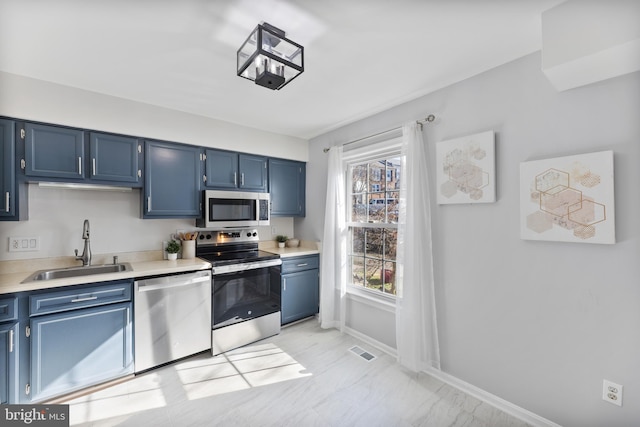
[182, 240, 196, 259]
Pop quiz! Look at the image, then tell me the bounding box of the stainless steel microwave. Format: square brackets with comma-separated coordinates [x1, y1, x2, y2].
[196, 190, 270, 228]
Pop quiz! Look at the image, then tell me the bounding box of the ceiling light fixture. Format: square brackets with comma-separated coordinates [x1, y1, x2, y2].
[237, 22, 304, 90]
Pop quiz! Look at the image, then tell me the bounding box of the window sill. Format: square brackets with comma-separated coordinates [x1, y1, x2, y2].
[346, 286, 396, 313]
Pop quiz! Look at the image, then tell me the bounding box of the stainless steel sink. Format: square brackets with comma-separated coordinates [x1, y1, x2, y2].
[22, 263, 133, 283]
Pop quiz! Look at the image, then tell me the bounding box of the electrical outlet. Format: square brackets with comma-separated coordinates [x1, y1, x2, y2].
[603, 379, 623, 407]
[271, 226, 277, 235]
[8, 236, 40, 252]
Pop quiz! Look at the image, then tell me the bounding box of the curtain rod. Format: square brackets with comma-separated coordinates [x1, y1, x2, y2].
[323, 114, 435, 153]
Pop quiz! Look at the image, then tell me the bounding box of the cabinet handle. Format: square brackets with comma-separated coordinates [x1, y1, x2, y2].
[8, 329, 13, 353]
[233, 172, 237, 186]
[283, 278, 286, 291]
[92, 158, 96, 176]
[296, 263, 308, 267]
[147, 196, 152, 211]
[241, 173, 245, 186]
[71, 296, 98, 303]
[4, 191, 9, 213]
[78, 157, 82, 175]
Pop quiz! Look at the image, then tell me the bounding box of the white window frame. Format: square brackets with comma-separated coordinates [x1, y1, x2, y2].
[343, 137, 403, 302]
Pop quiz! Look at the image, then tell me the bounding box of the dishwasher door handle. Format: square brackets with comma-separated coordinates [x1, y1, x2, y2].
[136, 273, 211, 292]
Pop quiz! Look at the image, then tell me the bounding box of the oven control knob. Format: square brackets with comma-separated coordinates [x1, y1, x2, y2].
[247, 232, 252, 237]
[252, 232, 257, 237]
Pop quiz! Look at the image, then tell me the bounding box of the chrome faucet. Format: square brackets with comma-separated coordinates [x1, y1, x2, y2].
[74, 219, 92, 266]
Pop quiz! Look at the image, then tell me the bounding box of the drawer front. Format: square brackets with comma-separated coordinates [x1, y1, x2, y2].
[30, 280, 132, 316]
[281, 255, 319, 274]
[0, 297, 17, 322]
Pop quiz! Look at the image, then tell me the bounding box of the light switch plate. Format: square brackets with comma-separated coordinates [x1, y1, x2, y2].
[8, 236, 40, 252]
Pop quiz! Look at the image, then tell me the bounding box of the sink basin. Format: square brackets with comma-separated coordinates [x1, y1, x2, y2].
[22, 263, 133, 283]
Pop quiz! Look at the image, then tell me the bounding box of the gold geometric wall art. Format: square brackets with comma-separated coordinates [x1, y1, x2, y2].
[520, 150, 615, 244]
[436, 130, 496, 204]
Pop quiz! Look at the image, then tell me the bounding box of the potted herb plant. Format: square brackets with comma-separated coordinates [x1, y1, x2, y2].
[166, 240, 181, 260]
[276, 235, 288, 249]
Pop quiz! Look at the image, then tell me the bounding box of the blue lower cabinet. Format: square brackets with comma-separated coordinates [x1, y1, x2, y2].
[281, 255, 319, 325]
[29, 302, 133, 402]
[0, 322, 19, 404]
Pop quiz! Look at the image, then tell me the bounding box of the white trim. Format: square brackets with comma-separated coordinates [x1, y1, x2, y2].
[334, 321, 561, 427]
[423, 367, 563, 427]
[343, 325, 397, 358]
[346, 289, 396, 313]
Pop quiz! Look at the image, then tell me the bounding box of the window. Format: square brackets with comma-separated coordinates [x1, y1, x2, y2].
[347, 156, 402, 297]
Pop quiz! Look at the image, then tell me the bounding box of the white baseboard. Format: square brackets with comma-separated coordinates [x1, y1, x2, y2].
[340, 326, 560, 427]
[343, 326, 397, 358]
[423, 367, 562, 427]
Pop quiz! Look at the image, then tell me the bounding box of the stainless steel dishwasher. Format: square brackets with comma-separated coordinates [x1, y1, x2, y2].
[134, 270, 211, 373]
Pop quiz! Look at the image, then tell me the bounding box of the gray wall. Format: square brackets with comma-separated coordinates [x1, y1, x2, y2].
[296, 52, 640, 427]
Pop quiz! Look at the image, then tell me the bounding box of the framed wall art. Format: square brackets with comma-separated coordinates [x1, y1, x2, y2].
[436, 130, 496, 204]
[520, 150, 615, 244]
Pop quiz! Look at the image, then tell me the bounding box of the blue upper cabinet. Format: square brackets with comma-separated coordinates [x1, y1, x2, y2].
[24, 123, 85, 180]
[143, 140, 202, 218]
[239, 154, 267, 191]
[205, 149, 238, 189]
[89, 132, 141, 185]
[204, 149, 267, 192]
[268, 158, 306, 217]
[0, 119, 16, 219]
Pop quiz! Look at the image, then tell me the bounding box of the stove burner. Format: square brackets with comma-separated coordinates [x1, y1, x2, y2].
[195, 229, 279, 267]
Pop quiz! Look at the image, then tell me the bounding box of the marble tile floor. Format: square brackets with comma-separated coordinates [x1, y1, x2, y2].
[64, 319, 533, 427]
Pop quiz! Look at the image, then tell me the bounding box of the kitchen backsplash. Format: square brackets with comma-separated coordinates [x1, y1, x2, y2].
[0, 184, 294, 261]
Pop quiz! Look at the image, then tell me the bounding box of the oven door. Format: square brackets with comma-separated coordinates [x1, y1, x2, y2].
[211, 259, 282, 329]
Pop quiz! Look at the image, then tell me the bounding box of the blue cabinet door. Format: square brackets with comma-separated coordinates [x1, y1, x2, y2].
[205, 149, 238, 188]
[204, 150, 267, 191]
[269, 158, 306, 216]
[29, 302, 133, 402]
[239, 154, 267, 191]
[143, 140, 202, 218]
[90, 132, 141, 185]
[0, 119, 15, 219]
[24, 123, 85, 179]
[281, 268, 319, 325]
[0, 322, 19, 405]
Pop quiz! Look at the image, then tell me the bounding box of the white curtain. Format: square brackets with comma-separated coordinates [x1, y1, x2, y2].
[395, 122, 441, 371]
[319, 146, 347, 330]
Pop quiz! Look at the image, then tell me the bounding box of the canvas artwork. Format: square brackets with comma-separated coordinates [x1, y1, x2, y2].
[436, 130, 496, 204]
[520, 150, 615, 244]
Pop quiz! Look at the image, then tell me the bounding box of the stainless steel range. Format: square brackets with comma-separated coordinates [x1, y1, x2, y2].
[196, 229, 282, 355]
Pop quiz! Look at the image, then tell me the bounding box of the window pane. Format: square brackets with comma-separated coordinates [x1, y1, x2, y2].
[351, 196, 367, 222]
[367, 194, 386, 223]
[383, 261, 396, 295]
[352, 164, 368, 193]
[352, 227, 365, 254]
[365, 228, 383, 258]
[386, 191, 399, 223]
[364, 258, 383, 292]
[351, 256, 365, 286]
[384, 229, 397, 260]
[388, 157, 401, 190]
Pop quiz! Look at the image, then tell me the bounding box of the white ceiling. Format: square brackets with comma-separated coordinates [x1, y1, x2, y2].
[0, 0, 564, 139]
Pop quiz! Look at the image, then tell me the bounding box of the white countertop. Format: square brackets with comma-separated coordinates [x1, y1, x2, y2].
[259, 240, 320, 258]
[0, 241, 321, 295]
[0, 253, 211, 295]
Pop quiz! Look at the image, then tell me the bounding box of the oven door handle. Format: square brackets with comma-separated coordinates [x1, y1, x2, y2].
[212, 258, 282, 275]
